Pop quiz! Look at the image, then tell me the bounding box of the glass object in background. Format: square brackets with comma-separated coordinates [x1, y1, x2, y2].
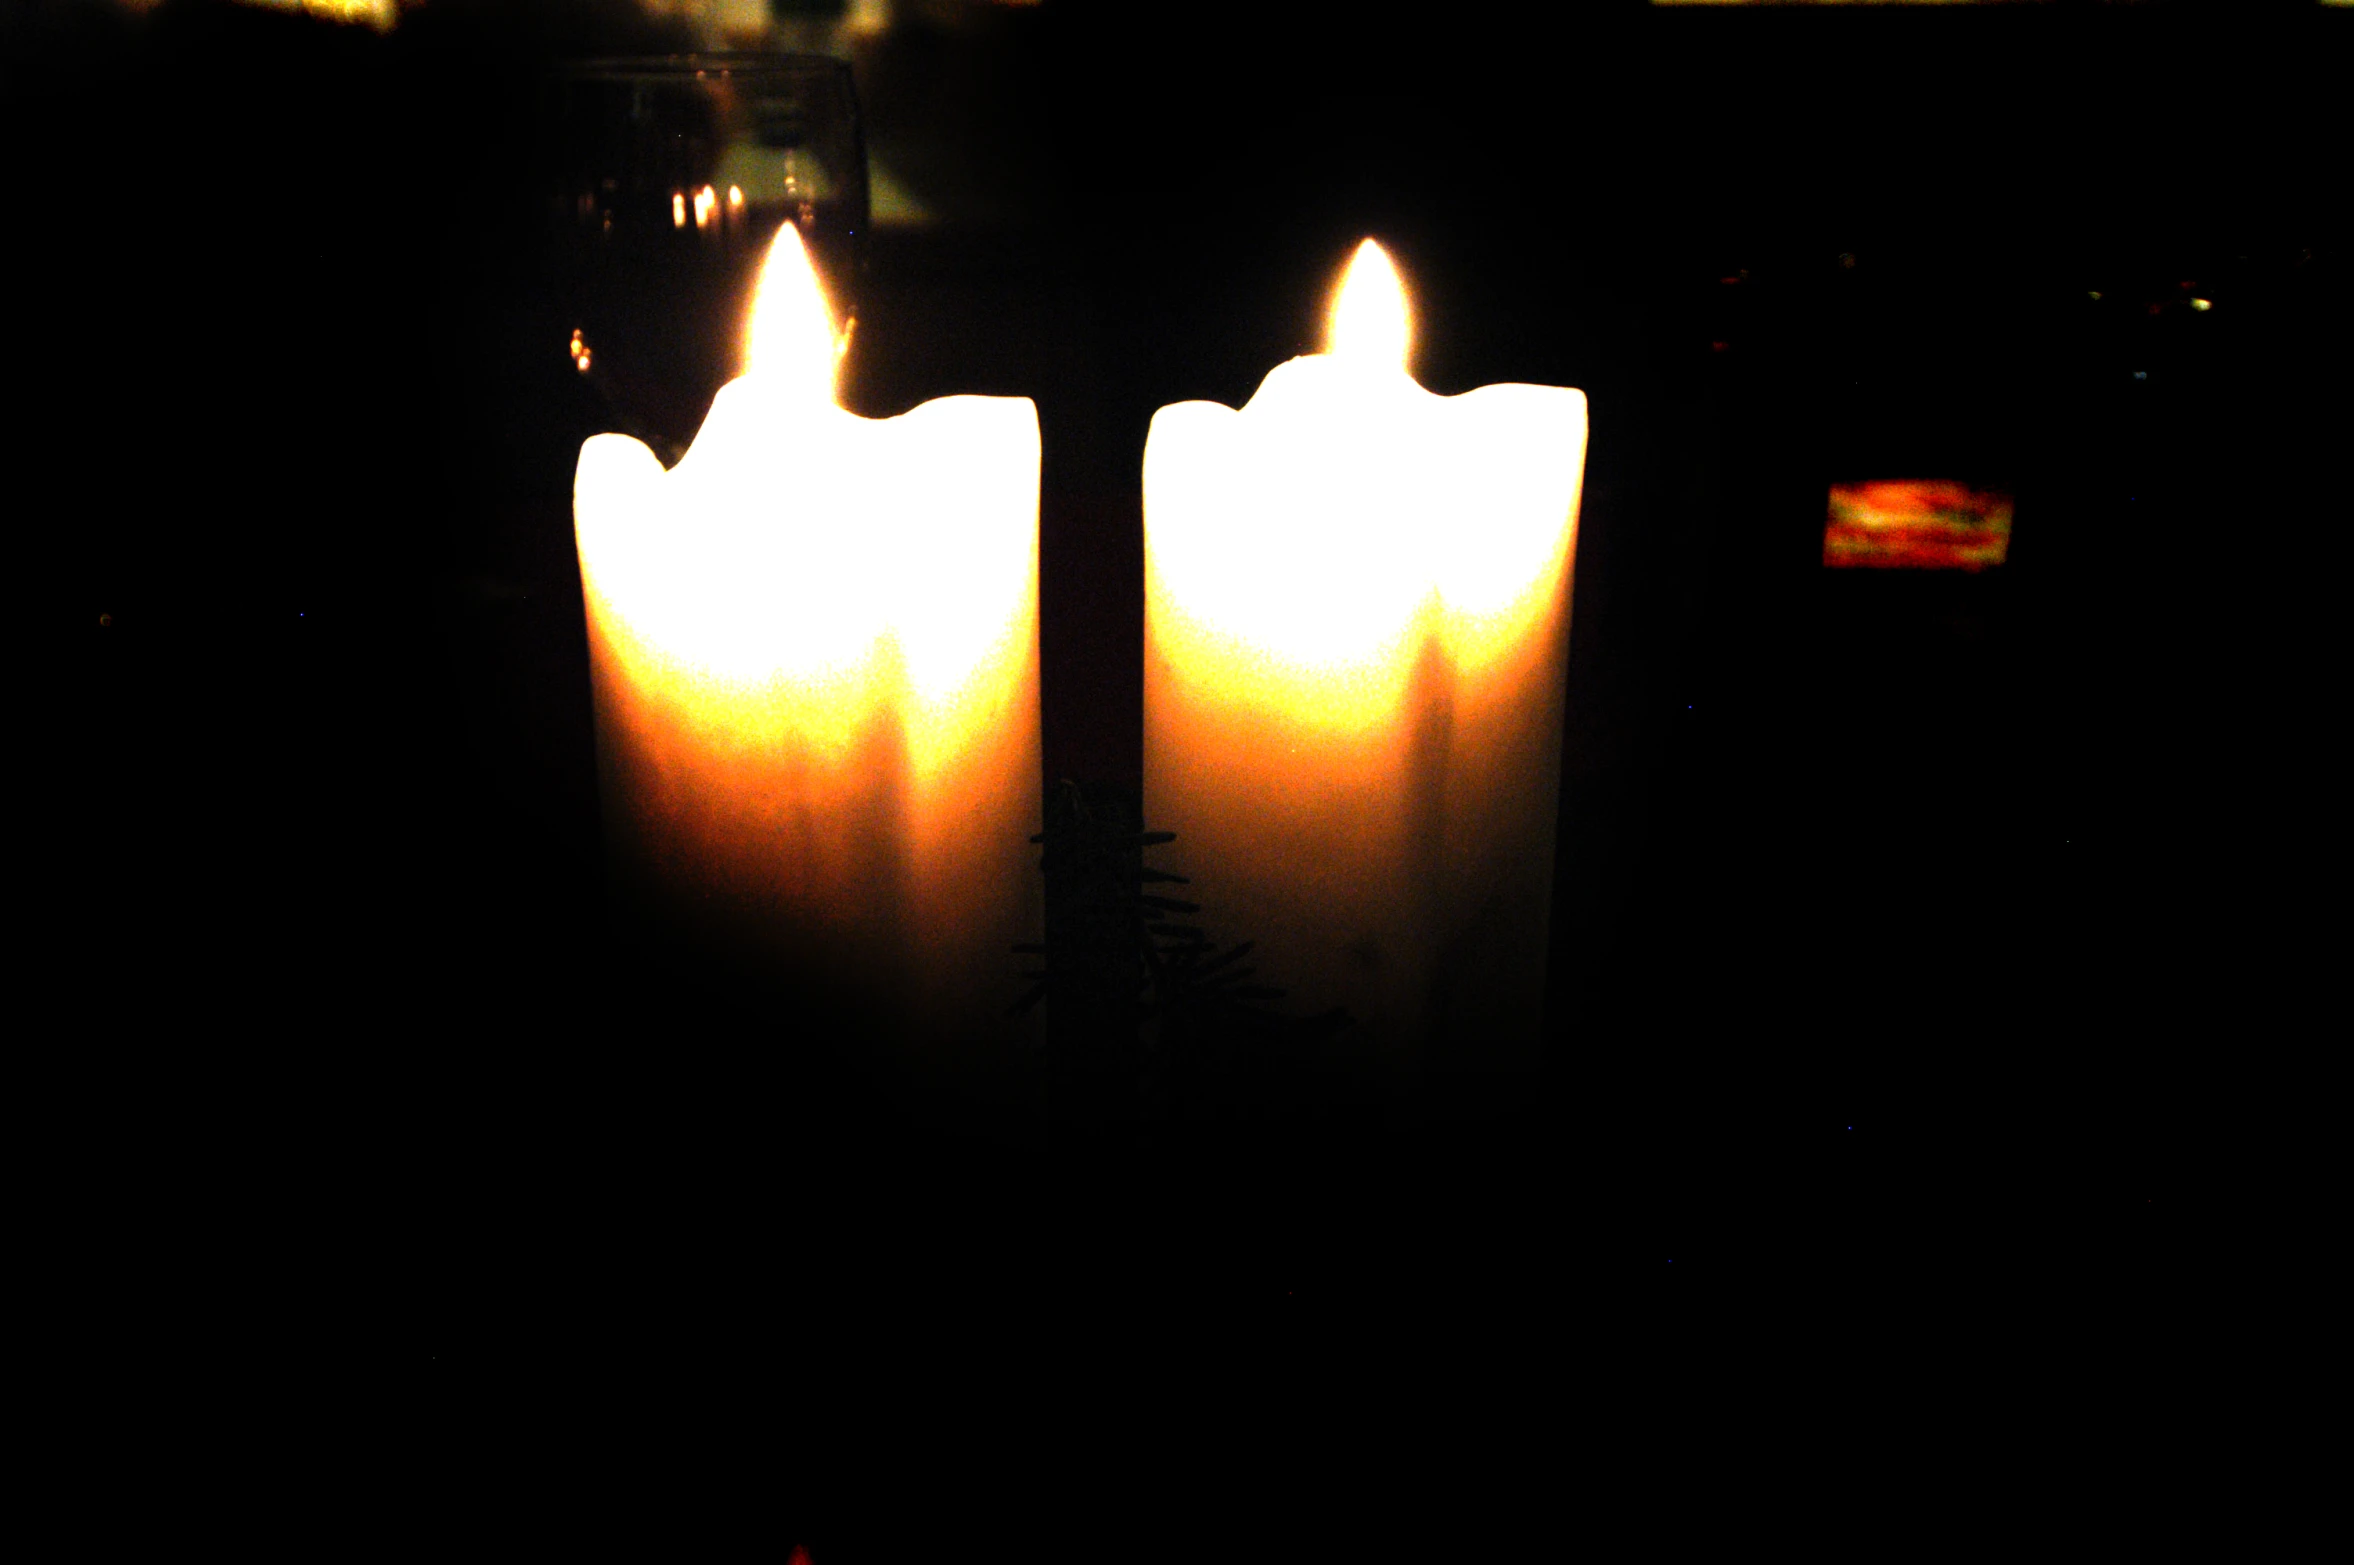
[544, 53, 868, 461]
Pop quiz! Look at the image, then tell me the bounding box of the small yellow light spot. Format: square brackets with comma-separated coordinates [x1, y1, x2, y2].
[694, 185, 717, 230]
[728, 186, 746, 210]
[672, 192, 687, 229]
[2190, 298, 2212, 312]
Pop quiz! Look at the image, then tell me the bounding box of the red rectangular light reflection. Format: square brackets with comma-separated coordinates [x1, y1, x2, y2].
[1824, 480, 2013, 572]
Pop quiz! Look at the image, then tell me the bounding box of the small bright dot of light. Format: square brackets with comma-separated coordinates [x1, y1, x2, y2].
[2191, 298, 2211, 311]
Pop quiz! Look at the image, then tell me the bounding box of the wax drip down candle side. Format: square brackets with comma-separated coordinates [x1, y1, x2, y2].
[1142, 240, 1587, 1104]
[573, 223, 1042, 1098]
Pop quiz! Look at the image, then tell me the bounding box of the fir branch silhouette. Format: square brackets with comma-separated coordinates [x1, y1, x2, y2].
[1012, 780, 1352, 1064]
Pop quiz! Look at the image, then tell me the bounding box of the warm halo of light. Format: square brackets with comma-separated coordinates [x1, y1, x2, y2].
[1145, 236, 1584, 732]
[1145, 368, 1585, 736]
[747, 222, 840, 402]
[578, 320, 1039, 780]
[1326, 239, 1411, 373]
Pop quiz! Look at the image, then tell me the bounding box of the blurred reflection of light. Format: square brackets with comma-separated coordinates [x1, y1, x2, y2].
[728, 186, 746, 211]
[694, 185, 718, 230]
[2088, 290, 2103, 301]
[571, 329, 593, 373]
[1825, 480, 2012, 572]
[230, 0, 398, 30]
[2191, 298, 2212, 312]
[672, 192, 688, 229]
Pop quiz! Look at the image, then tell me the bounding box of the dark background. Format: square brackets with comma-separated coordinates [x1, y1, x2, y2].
[30, 0, 2338, 1555]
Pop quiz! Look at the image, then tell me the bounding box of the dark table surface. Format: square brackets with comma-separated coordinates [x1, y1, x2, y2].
[35, 1, 2339, 1555]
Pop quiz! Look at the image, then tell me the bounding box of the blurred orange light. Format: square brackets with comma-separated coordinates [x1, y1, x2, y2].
[1824, 480, 2013, 571]
[225, 0, 398, 29]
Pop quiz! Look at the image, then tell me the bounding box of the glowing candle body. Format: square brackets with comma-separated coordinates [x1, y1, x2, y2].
[1143, 243, 1585, 1088]
[575, 227, 1040, 1065]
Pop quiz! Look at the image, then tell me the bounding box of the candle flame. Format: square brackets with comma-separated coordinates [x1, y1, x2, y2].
[1326, 239, 1411, 373]
[747, 222, 841, 403]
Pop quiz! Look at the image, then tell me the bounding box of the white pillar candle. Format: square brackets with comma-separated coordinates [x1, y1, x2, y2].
[1142, 241, 1586, 1092]
[574, 224, 1041, 1069]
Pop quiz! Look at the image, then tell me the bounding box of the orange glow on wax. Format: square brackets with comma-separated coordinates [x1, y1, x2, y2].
[573, 221, 1041, 1038]
[1142, 236, 1587, 1069]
